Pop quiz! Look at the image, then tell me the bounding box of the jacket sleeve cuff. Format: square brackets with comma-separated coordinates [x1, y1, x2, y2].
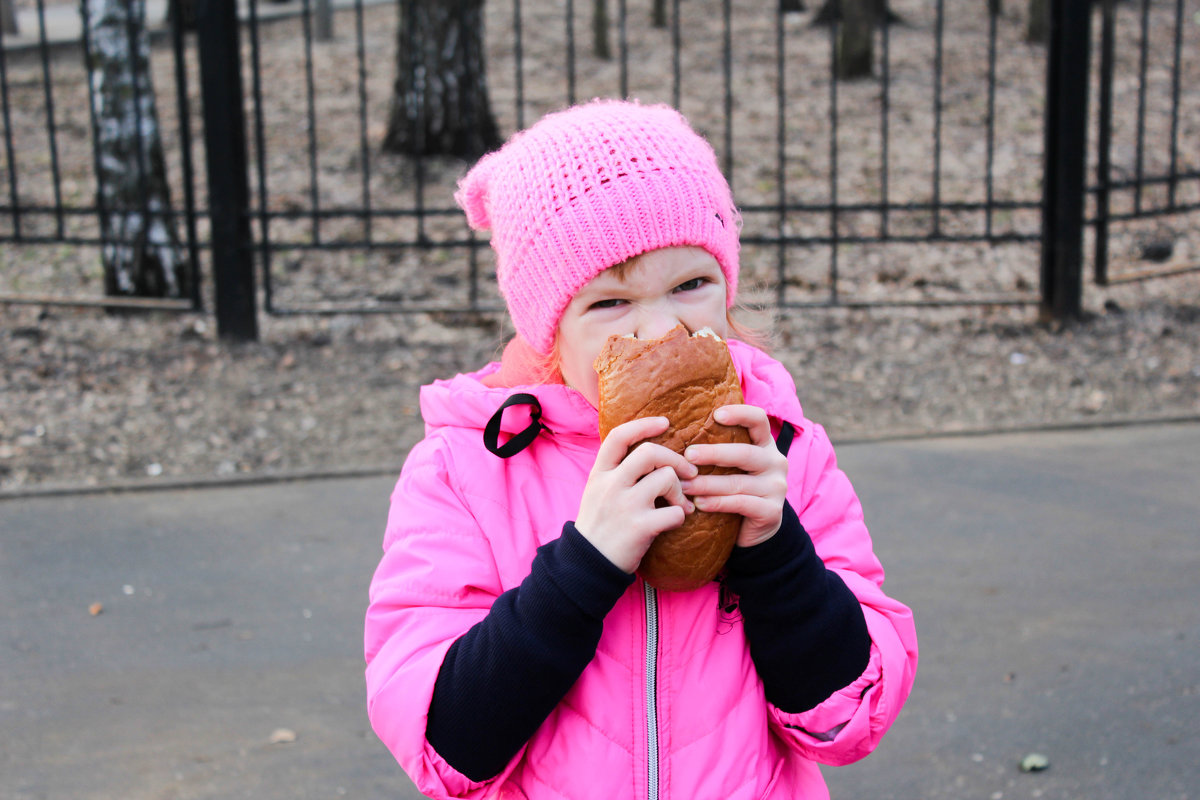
[723, 501, 871, 713]
[551, 521, 638, 619]
[426, 522, 633, 781]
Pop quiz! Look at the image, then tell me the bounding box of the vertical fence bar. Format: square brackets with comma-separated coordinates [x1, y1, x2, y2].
[828, 19, 839, 303]
[35, 0, 65, 239]
[618, 0, 628, 98]
[169, 1, 203, 309]
[394, 0, 424, 242]
[410, 0, 427, 243]
[722, 0, 732, 181]
[985, 2, 998, 240]
[300, 0, 321, 245]
[197, 0, 258, 341]
[354, 0, 372, 244]
[1039, 0, 1090, 322]
[775, 1, 787, 308]
[1094, 0, 1115, 286]
[879, 13, 890, 240]
[0, 30, 20, 239]
[1167, 0, 1183, 208]
[1133, 0, 1149, 215]
[79, 2, 110, 260]
[513, 0, 525, 129]
[671, 0, 681, 110]
[931, 0, 944, 238]
[247, 0, 274, 312]
[566, 0, 576, 105]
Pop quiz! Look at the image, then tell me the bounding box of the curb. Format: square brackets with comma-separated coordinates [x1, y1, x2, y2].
[3, 412, 1198, 501]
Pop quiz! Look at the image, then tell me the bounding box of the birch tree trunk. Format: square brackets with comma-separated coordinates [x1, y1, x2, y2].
[85, 0, 189, 298]
[383, 0, 501, 159]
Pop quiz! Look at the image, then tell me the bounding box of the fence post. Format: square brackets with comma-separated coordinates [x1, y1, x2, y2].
[1039, 0, 1091, 323]
[195, 0, 258, 341]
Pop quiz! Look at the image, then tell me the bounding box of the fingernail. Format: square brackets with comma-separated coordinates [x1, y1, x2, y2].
[714, 408, 729, 423]
[685, 446, 697, 460]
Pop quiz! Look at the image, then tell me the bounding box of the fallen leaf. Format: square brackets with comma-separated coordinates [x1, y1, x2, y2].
[89, 602, 104, 616]
[1020, 752, 1050, 772]
[269, 728, 297, 745]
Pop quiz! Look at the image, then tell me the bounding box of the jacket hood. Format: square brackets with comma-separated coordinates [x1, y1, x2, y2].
[418, 339, 807, 444]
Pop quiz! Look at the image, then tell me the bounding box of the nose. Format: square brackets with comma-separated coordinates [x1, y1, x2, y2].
[634, 302, 685, 341]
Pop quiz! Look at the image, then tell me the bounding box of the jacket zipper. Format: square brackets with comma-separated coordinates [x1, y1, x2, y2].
[645, 583, 660, 800]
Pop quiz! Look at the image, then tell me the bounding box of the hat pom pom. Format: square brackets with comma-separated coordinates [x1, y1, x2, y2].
[455, 156, 494, 230]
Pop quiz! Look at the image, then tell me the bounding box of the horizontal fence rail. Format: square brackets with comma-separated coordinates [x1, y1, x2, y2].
[0, 0, 1197, 336]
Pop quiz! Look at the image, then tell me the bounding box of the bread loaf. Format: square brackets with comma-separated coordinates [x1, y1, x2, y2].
[594, 324, 750, 591]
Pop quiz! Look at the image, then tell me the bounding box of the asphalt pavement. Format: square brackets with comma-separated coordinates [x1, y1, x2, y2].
[2, 421, 1198, 800]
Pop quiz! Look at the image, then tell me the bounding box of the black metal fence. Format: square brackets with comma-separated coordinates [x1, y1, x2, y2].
[1, 0, 1197, 340]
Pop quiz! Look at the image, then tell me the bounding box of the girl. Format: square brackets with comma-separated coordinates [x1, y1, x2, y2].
[365, 100, 918, 800]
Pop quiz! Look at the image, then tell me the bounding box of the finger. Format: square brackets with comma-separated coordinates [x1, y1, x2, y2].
[683, 466, 788, 504]
[713, 404, 773, 447]
[622, 440, 699, 483]
[647, 503, 688, 534]
[685, 441, 775, 474]
[693, 492, 779, 522]
[594, 416, 671, 471]
[635, 464, 695, 514]
[682, 471, 755, 498]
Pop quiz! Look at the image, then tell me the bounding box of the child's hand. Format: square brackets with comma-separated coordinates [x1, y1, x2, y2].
[681, 405, 789, 549]
[576, 417, 699, 574]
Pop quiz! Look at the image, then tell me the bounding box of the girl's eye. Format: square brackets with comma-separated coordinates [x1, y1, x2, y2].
[589, 298, 626, 310]
[674, 278, 706, 293]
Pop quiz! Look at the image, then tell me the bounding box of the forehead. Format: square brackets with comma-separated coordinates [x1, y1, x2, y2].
[593, 246, 720, 286]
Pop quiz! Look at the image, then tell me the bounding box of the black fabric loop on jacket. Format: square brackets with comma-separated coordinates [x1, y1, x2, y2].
[484, 393, 549, 458]
[775, 420, 795, 456]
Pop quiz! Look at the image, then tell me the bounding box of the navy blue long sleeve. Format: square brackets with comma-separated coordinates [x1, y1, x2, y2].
[723, 500, 872, 713]
[427, 503, 871, 781]
[425, 523, 634, 782]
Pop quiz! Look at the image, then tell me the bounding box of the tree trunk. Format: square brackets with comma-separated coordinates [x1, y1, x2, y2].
[593, 0, 612, 60]
[780, 0, 806, 12]
[812, 0, 899, 26]
[1, 0, 18, 35]
[1026, 0, 1049, 43]
[166, 0, 196, 32]
[989, 0, 1002, 17]
[836, 0, 874, 79]
[84, 0, 190, 299]
[383, 0, 501, 159]
[652, 0, 667, 29]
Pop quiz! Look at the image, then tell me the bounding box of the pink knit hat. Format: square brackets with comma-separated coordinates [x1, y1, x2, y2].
[455, 99, 741, 355]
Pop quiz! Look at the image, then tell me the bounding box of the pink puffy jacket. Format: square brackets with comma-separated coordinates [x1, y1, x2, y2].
[365, 341, 918, 800]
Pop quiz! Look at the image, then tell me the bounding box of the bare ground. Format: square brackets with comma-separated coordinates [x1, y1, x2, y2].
[3, 272, 1198, 495]
[2, 0, 1199, 494]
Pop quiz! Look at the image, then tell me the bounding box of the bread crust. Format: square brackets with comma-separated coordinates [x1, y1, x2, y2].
[594, 325, 750, 591]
